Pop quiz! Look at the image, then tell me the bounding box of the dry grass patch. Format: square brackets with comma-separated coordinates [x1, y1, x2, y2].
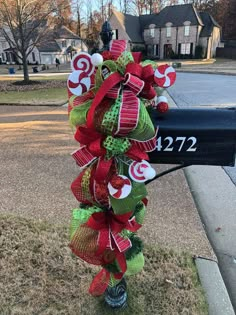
[0, 215, 208, 315]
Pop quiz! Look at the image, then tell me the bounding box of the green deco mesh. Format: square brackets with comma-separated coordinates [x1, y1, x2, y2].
[103, 136, 131, 159]
[70, 207, 101, 240]
[95, 60, 117, 89]
[128, 101, 155, 140]
[69, 100, 92, 127]
[116, 52, 134, 74]
[134, 201, 146, 224]
[101, 96, 121, 134]
[126, 252, 145, 276]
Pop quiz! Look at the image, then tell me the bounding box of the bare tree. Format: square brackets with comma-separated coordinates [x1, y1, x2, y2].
[0, 0, 68, 83]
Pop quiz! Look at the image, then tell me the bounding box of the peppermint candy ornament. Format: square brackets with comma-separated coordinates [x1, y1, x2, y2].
[154, 64, 176, 88]
[67, 70, 91, 96]
[108, 175, 132, 199]
[71, 52, 95, 76]
[129, 161, 156, 183]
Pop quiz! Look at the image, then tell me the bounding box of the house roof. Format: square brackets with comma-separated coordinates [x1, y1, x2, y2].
[145, 4, 204, 28]
[111, 4, 206, 44]
[53, 25, 81, 40]
[199, 11, 220, 37]
[37, 38, 61, 52]
[37, 26, 81, 52]
[112, 11, 143, 43]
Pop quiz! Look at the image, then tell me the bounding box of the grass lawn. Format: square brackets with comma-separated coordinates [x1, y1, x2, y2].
[0, 215, 208, 315]
[0, 87, 67, 105]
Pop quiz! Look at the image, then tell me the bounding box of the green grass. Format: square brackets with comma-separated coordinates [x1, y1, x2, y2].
[0, 87, 67, 105]
[0, 214, 208, 315]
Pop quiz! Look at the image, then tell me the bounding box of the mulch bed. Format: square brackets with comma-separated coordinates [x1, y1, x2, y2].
[0, 80, 66, 92]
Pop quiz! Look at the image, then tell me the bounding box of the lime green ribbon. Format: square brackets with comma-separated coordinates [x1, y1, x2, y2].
[103, 135, 131, 159]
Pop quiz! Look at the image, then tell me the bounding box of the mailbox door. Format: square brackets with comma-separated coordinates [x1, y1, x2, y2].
[148, 108, 236, 166]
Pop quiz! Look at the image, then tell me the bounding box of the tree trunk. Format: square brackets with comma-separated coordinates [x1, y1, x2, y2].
[22, 51, 29, 83]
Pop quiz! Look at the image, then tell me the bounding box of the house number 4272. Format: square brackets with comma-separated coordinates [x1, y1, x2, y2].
[156, 136, 197, 152]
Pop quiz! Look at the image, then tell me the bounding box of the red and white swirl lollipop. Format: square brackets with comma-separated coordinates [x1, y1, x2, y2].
[154, 64, 176, 88]
[108, 175, 132, 199]
[67, 70, 91, 96]
[129, 160, 156, 183]
[71, 52, 95, 76]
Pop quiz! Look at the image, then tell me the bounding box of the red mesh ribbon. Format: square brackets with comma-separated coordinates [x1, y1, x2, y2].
[89, 269, 110, 296]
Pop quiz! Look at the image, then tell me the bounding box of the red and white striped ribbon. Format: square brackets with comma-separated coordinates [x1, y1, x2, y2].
[115, 89, 140, 136]
[71, 146, 96, 167]
[110, 40, 128, 59]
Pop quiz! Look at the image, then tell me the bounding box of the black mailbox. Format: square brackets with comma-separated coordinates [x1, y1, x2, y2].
[148, 107, 236, 167]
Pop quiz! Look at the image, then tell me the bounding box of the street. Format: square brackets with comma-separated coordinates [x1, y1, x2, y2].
[168, 72, 236, 310]
[169, 72, 236, 107]
[168, 72, 236, 185]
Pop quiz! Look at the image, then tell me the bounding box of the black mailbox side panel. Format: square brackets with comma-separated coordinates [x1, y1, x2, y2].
[148, 108, 236, 166]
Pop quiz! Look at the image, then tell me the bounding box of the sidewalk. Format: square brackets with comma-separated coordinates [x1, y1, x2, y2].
[175, 58, 236, 76]
[166, 92, 236, 314]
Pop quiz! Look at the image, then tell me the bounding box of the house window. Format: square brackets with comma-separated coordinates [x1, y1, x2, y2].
[112, 29, 118, 40]
[71, 40, 76, 47]
[184, 25, 190, 36]
[32, 52, 36, 62]
[2, 53, 5, 61]
[167, 26, 171, 38]
[62, 40, 67, 48]
[150, 28, 155, 38]
[153, 44, 158, 56]
[181, 43, 191, 54]
[146, 45, 153, 56]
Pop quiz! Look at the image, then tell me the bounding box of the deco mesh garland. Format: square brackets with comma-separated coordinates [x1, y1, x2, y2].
[67, 40, 176, 297]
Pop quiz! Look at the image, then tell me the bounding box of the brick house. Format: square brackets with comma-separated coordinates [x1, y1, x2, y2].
[109, 4, 221, 59]
[0, 26, 88, 65]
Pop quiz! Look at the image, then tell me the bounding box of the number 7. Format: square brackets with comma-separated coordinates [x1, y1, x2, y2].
[176, 137, 186, 152]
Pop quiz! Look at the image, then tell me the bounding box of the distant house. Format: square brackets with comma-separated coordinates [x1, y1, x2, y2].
[109, 4, 221, 59]
[0, 26, 88, 65]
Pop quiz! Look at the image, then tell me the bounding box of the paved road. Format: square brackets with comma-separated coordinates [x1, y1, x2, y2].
[169, 72, 236, 108]
[168, 72, 236, 185]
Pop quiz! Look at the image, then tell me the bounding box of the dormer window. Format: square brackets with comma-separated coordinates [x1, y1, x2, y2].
[184, 25, 190, 36]
[167, 26, 171, 37]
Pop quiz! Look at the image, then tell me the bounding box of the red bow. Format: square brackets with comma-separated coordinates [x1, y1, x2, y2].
[72, 125, 156, 182]
[86, 210, 141, 296]
[87, 210, 141, 255]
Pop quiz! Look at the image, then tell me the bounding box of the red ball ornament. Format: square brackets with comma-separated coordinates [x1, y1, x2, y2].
[157, 101, 169, 113]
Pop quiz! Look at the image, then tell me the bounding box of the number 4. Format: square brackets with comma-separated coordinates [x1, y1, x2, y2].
[156, 137, 162, 151]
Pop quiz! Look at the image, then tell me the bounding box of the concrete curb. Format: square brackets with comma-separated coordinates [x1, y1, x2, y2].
[195, 257, 235, 315]
[165, 91, 235, 313]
